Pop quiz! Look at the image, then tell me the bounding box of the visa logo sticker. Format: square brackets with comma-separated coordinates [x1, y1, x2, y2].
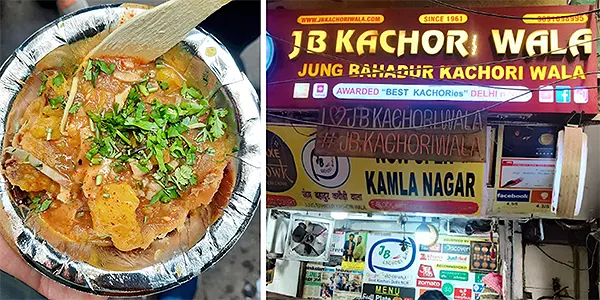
[496, 190, 530, 202]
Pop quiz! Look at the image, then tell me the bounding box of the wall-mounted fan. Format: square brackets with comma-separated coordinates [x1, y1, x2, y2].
[284, 215, 334, 262]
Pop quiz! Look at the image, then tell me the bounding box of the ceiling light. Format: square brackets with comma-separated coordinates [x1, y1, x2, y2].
[330, 212, 348, 220]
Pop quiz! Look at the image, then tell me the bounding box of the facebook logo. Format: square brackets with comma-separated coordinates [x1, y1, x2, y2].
[555, 86, 571, 103]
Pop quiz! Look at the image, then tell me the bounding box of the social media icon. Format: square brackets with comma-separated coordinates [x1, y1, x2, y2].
[574, 87, 588, 104]
[293, 83, 310, 99]
[538, 86, 554, 103]
[312, 83, 328, 99]
[555, 86, 571, 103]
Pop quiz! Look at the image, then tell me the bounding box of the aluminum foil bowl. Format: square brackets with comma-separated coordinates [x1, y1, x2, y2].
[0, 3, 260, 296]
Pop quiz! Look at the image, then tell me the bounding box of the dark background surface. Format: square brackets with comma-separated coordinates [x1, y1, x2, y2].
[0, 0, 260, 299]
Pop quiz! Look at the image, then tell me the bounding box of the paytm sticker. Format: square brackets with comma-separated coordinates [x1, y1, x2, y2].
[555, 86, 571, 103]
[496, 190, 531, 202]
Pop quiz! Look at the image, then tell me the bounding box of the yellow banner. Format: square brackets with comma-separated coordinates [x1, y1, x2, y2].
[267, 125, 484, 215]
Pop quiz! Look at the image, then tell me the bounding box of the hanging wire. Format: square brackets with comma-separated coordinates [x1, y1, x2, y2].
[535, 244, 576, 269]
[267, 71, 600, 131]
[289, 122, 316, 137]
[266, 33, 600, 86]
[429, 0, 600, 20]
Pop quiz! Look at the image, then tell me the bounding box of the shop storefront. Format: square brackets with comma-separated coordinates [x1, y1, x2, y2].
[266, 2, 599, 300]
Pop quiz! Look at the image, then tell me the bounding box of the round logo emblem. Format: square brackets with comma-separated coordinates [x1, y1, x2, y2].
[442, 283, 454, 296]
[266, 32, 275, 72]
[266, 130, 297, 192]
[301, 138, 350, 189]
[367, 237, 417, 273]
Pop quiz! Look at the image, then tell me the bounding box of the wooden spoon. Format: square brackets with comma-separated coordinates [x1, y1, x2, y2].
[88, 0, 231, 63]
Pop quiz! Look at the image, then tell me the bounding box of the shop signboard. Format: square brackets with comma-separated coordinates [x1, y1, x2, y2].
[315, 104, 487, 162]
[266, 6, 597, 115]
[267, 125, 485, 215]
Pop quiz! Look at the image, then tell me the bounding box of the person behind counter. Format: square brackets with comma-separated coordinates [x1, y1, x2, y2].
[418, 290, 449, 300]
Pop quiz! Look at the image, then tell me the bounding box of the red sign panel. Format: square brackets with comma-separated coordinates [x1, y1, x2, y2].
[417, 279, 442, 289]
[454, 288, 473, 300]
[418, 264, 436, 278]
[266, 6, 597, 114]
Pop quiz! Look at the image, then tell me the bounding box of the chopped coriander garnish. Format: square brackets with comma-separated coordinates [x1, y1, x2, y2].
[83, 59, 116, 87]
[96, 60, 116, 75]
[31, 196, 40, 207]
[24, 154, 30, 164]
[34, 163, 43, 169]
[38, 72, 47, 96]
[52, 72, 65, 88]
[76, 211, 85, 217]
[196, 128, 212, 143]
[36, 199, 52, 213]
[138, 83, 149, 96]
[124, 117, 159, 131]
[48, 95, 65, 109]
[205, 147, 216, 156]
[149, 186, 179, 205]
[172, 165, 197, 190]
[69, 102, 82, 114]
[232, 147, 238, 153]
[208, 108, 228, 140]
[158, 81, 168, 90]
[180, 82, 202, 100]
[137, 163, 150, 173]
[96, 174, 103, 185]
[78, 76, 230, 206]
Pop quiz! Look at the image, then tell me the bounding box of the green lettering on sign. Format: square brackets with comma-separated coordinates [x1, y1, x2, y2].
[439, 270, 469, 281]
[475, 273, 486, 283]
[442, 283, 454, 296]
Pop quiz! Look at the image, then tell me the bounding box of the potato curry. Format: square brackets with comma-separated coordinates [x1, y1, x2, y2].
[2, 57, 236, 252]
